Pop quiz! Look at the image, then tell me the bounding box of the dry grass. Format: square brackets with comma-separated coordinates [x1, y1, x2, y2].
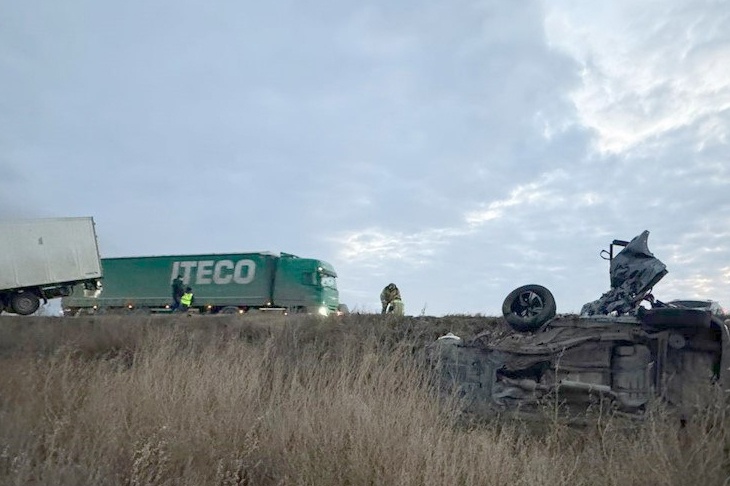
[0, 314, 728, 485]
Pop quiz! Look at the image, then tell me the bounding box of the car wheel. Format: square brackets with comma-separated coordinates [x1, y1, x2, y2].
[502, 284, 556, 332]
[11, 291, 41, 316]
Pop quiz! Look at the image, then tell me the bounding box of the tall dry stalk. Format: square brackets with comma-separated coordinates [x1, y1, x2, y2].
[0, 314, 727, 485]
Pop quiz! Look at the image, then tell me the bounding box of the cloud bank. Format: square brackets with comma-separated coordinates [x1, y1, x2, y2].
[1, 0, 728, 315]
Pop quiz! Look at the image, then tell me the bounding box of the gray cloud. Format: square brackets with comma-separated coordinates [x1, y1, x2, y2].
[1, 0, 728, 315]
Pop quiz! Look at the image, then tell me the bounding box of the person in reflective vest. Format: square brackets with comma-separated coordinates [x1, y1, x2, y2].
[180, 287, 194, 311]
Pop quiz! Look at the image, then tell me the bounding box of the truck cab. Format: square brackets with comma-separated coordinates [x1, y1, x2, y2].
[273, 253, 340, 315]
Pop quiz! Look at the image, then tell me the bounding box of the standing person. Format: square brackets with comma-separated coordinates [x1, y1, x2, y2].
[171, 274, 185, 311]
[180, 287, 194, 312]
[380, 283, 403, 315]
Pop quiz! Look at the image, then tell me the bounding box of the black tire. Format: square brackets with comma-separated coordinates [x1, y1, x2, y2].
[502, 284, 556, 332]
[219, 306, 240, 315]
[11, 291, 41, 316]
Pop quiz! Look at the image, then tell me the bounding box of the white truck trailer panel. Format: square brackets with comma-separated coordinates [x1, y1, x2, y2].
[0, 217, 102, 290]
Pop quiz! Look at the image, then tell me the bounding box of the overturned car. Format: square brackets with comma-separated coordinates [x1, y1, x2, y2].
[428, 231, 730, 419]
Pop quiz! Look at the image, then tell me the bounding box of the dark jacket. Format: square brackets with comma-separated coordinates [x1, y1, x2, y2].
[172, 277, 184, 298]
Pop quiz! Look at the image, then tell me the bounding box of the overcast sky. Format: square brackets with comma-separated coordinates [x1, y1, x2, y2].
[2, 0, 729, 316]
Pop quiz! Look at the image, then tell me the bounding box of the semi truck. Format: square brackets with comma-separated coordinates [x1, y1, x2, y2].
[0, 217, 103, 315]
[62, 252, 342, 316]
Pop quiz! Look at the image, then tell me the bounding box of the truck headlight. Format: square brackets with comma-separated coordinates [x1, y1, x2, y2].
[318, 306, 328, 316]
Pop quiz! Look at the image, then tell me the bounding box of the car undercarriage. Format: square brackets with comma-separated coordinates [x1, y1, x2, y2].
[427, 231, 730, 420]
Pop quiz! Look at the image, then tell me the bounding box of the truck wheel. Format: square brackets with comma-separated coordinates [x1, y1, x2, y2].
[502, 284, 556, 332]
[219, 306, 240, 315]
[11, 291, 41, 316]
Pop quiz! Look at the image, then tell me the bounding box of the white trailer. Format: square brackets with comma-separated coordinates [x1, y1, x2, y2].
[0, 217, 103, 315]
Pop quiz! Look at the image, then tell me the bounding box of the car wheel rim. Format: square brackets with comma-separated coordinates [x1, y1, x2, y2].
[517, 291, 544, 317]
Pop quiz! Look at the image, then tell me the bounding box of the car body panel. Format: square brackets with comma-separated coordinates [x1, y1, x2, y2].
[427, 231, 729, 420]
[428, 312, 728, 418]
[667, 299, 724, 317]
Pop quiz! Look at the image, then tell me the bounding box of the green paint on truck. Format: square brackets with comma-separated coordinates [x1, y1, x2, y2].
[62, 252, 340, 315]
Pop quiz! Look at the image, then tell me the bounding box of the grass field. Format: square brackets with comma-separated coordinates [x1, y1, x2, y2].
[0, 313, 728, 485]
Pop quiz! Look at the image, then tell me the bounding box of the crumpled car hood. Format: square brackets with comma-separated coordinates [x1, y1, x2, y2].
[581, 230, 668, 316]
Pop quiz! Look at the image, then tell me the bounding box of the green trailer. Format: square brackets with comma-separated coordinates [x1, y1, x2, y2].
[62, 252, 340, 315]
